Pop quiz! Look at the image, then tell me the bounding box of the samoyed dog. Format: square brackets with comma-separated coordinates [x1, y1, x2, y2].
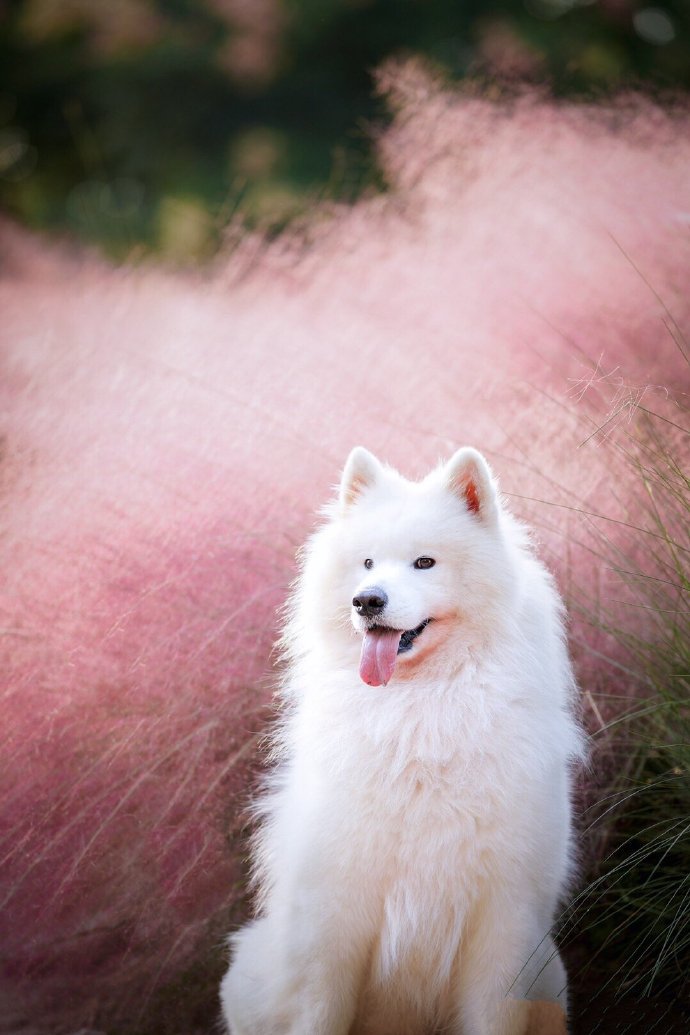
[221, 447, 583, 1035]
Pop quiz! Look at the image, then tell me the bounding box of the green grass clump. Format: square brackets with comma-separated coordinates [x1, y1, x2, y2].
[565, 389, 690, 1004]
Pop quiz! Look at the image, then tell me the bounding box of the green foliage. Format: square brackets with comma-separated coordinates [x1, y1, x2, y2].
[564, 367, 690, 1004]
[1, 0, 689, 258]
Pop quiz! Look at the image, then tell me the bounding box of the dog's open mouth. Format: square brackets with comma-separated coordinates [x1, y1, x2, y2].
[359, 619, 432, 687]
[393, 619, 432, 654]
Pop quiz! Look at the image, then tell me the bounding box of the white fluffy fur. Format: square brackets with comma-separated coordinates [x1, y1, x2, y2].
[220, 448, 584, 1035]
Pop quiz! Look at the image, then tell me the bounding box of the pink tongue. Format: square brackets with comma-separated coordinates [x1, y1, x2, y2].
[359, 628, 403, 686]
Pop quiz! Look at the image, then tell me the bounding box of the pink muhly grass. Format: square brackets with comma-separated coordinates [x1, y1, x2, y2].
[1, 67, 689, 1031]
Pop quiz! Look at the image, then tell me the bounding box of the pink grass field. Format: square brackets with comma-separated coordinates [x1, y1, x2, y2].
[2, 68, 689, 1033]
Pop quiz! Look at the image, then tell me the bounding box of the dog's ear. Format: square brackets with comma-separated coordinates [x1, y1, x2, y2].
[445, 447, 498, 525]
[339, 447, 382, 511]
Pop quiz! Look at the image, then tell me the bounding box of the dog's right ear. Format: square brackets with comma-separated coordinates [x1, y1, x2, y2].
[339, 447, 382, 511]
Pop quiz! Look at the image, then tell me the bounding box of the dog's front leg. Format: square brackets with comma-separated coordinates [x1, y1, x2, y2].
[220, 898, 368, 1035]
[448, 896, 567, 1035]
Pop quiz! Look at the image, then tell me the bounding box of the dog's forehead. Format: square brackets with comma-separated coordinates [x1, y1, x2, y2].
[366, 472, 457, 512]
[344, 481, 461, 552]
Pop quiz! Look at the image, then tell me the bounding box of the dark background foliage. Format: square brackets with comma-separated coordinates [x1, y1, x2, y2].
[1, 0, 688, 258]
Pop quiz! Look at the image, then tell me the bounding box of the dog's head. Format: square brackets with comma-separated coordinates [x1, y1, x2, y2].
[295, 447, 522, 686]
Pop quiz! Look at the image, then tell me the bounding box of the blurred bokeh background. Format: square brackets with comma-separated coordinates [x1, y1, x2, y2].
[1, 0, 689, 261]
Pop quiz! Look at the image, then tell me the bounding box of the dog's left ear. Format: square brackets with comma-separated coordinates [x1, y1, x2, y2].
[445, 448, 498, 525]
[339, 446, 382, 511]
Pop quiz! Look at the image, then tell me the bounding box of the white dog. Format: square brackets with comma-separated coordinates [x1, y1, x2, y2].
[220, 447, 583, 1035]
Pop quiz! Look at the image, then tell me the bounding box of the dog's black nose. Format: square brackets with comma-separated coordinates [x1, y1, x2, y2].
[352, 588, 388, 617]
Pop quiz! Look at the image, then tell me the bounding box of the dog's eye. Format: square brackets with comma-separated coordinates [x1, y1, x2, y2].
[364, 558, 374, 569]
[413, 556, 435, 570]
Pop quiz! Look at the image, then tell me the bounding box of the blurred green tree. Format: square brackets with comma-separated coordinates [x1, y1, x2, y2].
[0, 0, 687, 258]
